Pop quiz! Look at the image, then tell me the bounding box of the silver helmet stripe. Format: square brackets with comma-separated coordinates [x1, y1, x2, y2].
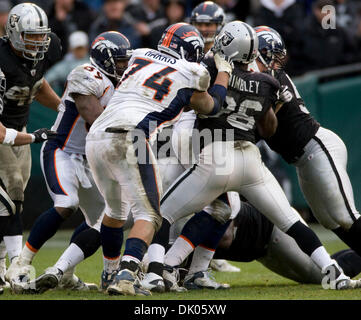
[243, 22, 255, 64]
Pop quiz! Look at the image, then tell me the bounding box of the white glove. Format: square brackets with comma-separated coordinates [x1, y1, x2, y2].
[214, 53, 233, 77]
[278, 85, 293, 103]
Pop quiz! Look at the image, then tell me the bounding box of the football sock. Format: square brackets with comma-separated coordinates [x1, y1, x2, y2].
[286, 221, 322, 256]
[180, 210, 217, 248]
[310, 246, 334, 270]
[188, 246, 215, 274]
[333, 218, 361, 257]
[187, 220, 231, 274]
[72, 227, 100, 259]
[55, 243, 84, 274]
[122, 238, 148, 265]
[3, 235, 22, 262]
[164, 235, 194, 267]
[26, 207, 64, 251]
[70, 221, 89, 244]
[101, 223, 123, 273]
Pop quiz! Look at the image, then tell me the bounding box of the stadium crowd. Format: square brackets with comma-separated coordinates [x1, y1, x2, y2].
[0, 0, 360, 79]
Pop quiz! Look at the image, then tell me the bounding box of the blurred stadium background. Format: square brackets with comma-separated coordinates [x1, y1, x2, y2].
[0, 0, 358, 229]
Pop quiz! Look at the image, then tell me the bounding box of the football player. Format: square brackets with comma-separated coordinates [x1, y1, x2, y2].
[85, 22, 233, 296]
[145, 1, 237, 291]
[5, 32, 133, 294]
[145, 21, 360, 290]
[254, 26, 361, 264]
[214, 201, 361, 285]
[0, 3, 62, 273]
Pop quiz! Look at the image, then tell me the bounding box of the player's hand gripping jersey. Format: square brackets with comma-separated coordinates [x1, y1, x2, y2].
[46, 63, 114, 155]
[90, 48, 210, 140]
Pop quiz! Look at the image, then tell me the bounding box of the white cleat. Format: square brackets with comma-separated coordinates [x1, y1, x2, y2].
[163, 265, 187, 292]
[0, 258, 10, 290]
[5, 257, 35, 293]
[184, 270, 230, 290]
[210, 259, 240, 272]
[322, 261, 359, 290]
[59, 273, 98, 291]
[140, 272, 165, 293]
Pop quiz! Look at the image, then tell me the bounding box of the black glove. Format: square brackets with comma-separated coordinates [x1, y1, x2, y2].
[32, 128, 57, 143]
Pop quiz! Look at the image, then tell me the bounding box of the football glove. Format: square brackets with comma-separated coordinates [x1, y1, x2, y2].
[31, 128, 57, 143]
[278, 85, 293, 103]
[213, 53, 233, 77]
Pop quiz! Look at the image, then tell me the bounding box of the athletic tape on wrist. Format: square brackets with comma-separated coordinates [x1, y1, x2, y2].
[3, 128, 17, 146]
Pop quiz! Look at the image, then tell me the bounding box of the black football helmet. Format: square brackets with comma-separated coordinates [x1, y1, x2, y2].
[255, 26, 287, 69]
[158, 23, 204, 63]
[90, 31, 133, 80]
[190, 1, 225, 43]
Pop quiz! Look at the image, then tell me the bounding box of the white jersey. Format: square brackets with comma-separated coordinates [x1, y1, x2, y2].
[47, 63, 114, 154]
[90, 48, 210, 141]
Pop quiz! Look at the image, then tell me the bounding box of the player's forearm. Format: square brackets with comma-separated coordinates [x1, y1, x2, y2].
[0, 123, 33, 146]
[35, 79, 61, 111]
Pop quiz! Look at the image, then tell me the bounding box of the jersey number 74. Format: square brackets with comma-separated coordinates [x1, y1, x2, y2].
[118, 58, 176, 102]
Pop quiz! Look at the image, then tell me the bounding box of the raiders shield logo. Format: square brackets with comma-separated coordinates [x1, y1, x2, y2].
[221, 31, 234, 47]
[30, 69, 36, 77]
[9, 14, 19, 28]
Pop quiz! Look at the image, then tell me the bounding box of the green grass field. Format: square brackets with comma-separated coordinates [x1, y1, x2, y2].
[2, 224, 361, 300]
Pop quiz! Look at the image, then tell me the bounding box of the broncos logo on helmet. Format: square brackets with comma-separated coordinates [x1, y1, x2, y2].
[255, 26, 287, 69]
[90, 31, 133, 81]
[158, 23, 204, 63]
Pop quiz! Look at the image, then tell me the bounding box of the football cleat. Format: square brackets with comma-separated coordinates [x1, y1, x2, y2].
[163, 265, 187, 292]
[0, 258, 10, 290]
[107, 268, 151, 296]
[322, 261, 360, 290]
[28, 267, 63, 294]
[210, 259, 240, 272]
[140, 272, 165, 293]
[59, 273, 98, 291]
[183, 270, 230, 290]
[100, 269, 118, 291]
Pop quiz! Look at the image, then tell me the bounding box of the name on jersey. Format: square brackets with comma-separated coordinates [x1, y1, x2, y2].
[145, 51, 176, 64]
[229, 75, 260, 94]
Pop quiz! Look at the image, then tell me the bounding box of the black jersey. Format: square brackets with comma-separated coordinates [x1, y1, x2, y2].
[265, 69, 320, 163]
[0, 33, 62, 130]
[214, 202, 274, 262]
[198, 60, 280, 143]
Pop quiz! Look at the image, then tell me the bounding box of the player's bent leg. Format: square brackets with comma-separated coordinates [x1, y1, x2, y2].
[258, 226, 322, 284]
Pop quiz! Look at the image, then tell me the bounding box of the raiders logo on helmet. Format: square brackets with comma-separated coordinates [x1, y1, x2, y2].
[221, 31, 234, 46]
[9, 14, 19, 28]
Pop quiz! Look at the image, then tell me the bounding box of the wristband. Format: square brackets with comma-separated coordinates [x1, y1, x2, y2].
[3, 128, 17, 146]
[208, 84, 227, 116]
[30, 134, 35, 143]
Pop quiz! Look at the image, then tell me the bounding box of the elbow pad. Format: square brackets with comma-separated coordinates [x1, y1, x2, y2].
[208, 84, 227, 116]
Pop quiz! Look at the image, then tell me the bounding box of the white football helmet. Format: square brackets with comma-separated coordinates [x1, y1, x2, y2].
[6, 3, 51, 62]
[213, 20, 259, 64]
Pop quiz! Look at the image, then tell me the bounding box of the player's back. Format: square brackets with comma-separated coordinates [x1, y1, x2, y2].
[90, 48, 210, 140]
[45, 63, 114, 155]
[198, 63, 280, 143]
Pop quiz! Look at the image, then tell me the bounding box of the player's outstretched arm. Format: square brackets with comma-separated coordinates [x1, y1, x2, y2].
[189, 53, 232, 115]
[35, 78, 61, 111]
[0, 123, 57, 146]
[71, 93, 104, 126]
